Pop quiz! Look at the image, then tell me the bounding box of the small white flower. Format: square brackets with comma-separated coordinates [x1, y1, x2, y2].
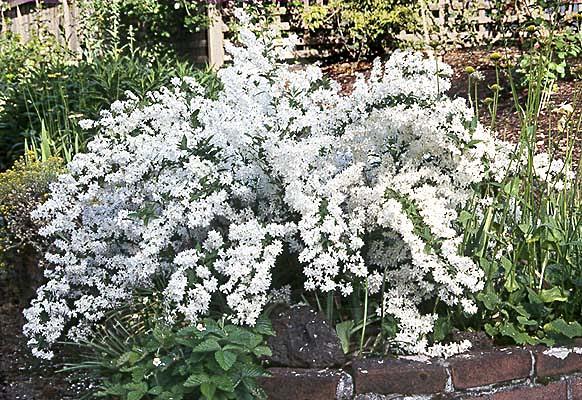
[153, 357, 162, 367]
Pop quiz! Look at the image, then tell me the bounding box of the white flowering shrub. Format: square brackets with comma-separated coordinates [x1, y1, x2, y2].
[24, 22, 511, 359]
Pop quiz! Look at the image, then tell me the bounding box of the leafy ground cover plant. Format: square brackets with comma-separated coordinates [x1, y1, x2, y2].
[25, 14, 518, 361]
[68, 313, 274, 400]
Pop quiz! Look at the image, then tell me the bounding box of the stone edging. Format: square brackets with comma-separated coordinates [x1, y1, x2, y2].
[259, 345, 582, 399]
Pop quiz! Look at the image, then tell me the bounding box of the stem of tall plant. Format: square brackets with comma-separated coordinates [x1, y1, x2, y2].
[359, 281, 368, 356]
[326, 291, 334, 323]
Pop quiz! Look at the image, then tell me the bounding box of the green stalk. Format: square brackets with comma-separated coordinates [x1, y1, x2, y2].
[359, 281, 368, 356]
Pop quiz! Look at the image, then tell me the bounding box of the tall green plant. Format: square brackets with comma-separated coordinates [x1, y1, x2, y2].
[461, 39, 582, 345]
[0, 38, 211, 167]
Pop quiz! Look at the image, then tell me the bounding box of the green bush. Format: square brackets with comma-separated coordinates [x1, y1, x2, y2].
[297, 0, 419, 59]
[0, 32, 71, 170]
[0, 154, 63, 297]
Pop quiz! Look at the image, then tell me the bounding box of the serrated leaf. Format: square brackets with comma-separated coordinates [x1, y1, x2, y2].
[192, 338, 221, 353]
[215, 350, 237, 371]
[240, 364, 269, 378]
[253, 316, 275, 336]
[242, 377, 267, 398]
[184, 373, 210, 387]
[212, 375, 236, 392]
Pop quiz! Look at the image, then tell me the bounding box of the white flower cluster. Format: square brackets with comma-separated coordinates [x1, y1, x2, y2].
[25, 24, 510, 359]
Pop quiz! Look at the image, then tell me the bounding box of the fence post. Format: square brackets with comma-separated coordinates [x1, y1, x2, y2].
[207, 4, 225, 68]
[61, 0, 80, 54]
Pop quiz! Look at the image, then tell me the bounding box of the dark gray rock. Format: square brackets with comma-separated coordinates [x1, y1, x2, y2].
[267, 305, 346, 368]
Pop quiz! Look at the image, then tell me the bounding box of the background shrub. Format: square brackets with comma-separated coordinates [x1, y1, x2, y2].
[0, 154, 63, 299]
[296, 0, 419, 59]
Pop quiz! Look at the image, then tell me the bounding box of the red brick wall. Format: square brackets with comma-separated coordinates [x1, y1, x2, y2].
[260, 345, 582, 399]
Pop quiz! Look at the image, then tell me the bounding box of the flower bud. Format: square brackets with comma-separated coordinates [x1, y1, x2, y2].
[489, 52, 502, 62]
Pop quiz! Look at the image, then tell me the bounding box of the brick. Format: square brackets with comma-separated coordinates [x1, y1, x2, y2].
[570, 377, 582, 400]
[259, 368, 351, 400]
[353, 357, 448, 395]
[487, 381, 567, 400]
[449, 348, 531, 389]
[535, 347, 582, 378]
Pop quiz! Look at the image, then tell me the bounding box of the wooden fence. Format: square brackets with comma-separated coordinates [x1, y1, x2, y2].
[1, 0, 80, 52]
[2, 0, 581, 67]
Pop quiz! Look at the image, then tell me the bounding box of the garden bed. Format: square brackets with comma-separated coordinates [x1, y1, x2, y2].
[1, 41, 581, 400]
[5, 292, 582, 400]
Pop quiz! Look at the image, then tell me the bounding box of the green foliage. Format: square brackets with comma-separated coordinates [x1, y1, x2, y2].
[78, 0, 210, 57]
[296, 0, 418, 59]
[0, 32, 71, 170]
[0, 32, 207, 168]
[70, 314, 275, 400]
[460, 44, 582, 346]
[518, 25, 582, 85]
[335, 320, 355, 354]
[514, 1, 582, 86]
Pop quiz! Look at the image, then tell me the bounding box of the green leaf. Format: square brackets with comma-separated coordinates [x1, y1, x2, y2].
[201, 382, 217, 399]
[501, 257, 519, 292]
[539, 287, 568, 303]
[335, 320, 354, 354]
[433, 316, 451, 342]
[242, 377, 267, 398]
[499, 322, 538, 345]
[458, 210, 473, 226]
[544, 319, 582, 339]
[215, 350, 237, 371]
[477, 289, 500, 311]
[517, 316, 538, 326]
[484, 323, 498, 337]
[184, 373, 210, 387]
[252, 345, 272, 358]
[192, 338, 221, 353]
[212, 375, 236, 392]
[128, 390, 146, 400]
[148, 386, 164, 395]
[253, 316, 276, 336]
[240, 364, 269, 378]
